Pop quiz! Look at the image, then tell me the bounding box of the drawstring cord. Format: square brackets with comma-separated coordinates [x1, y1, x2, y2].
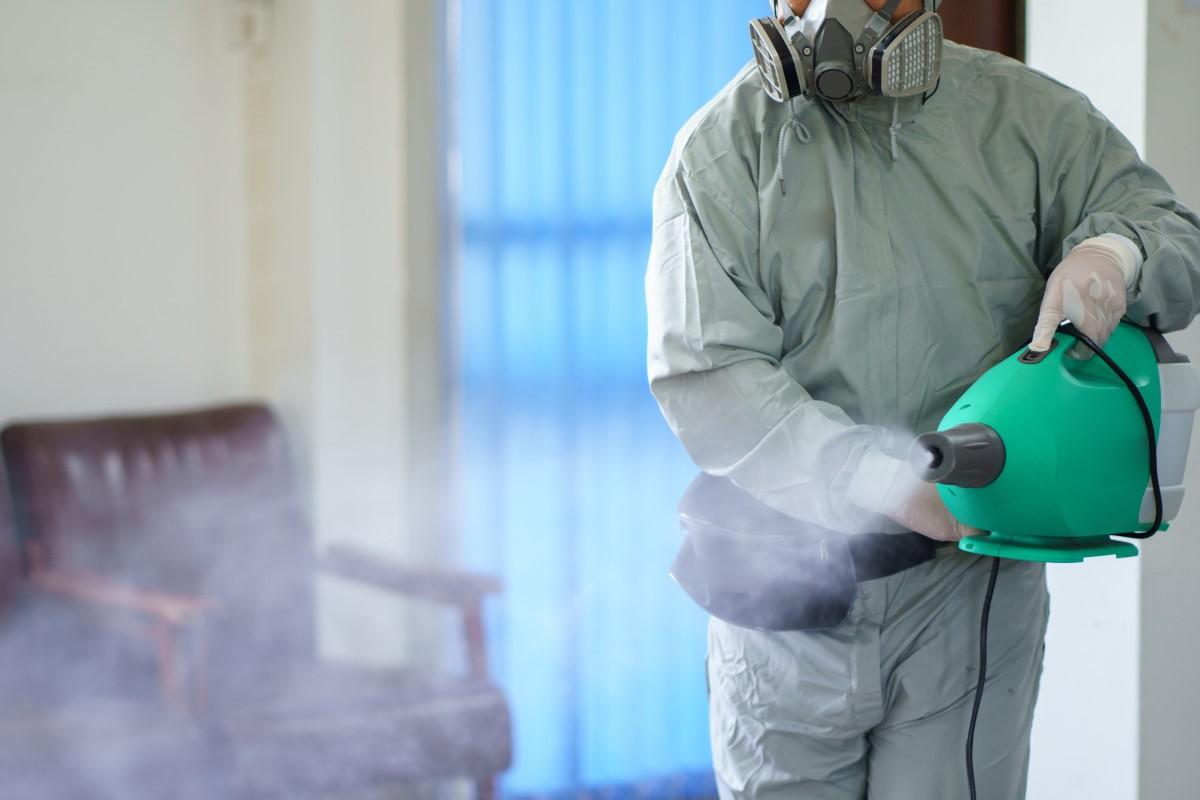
[777, 97, 908, 192]
[776, 107, 812, 196]
[888, 97, 901, 161]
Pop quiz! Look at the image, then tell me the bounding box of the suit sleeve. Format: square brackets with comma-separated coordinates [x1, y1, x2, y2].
[645, 159, 909, 534]
[1042, 96, 1200, 332]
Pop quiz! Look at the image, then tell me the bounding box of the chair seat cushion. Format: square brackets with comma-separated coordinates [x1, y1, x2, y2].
[212, 663, 512, 793]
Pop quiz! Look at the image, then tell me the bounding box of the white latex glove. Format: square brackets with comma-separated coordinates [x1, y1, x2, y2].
[1030, 235, 1142, 358]
[849, 451, 983, 543]
[885, 480, 983, 543]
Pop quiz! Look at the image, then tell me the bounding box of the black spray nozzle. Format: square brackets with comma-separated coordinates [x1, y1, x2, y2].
[911, 424, 1006, 488]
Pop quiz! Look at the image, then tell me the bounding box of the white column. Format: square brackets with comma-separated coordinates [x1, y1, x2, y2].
[248, 0, 447, 668]
[1141, 3, 1200, 798]
[305, 0, 411, 665]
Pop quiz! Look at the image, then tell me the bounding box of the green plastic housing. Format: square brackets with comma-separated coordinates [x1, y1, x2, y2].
[940, 323, 1161, 563]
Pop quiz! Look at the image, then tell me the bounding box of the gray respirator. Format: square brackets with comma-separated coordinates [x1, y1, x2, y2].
[749, 0, 943, 103]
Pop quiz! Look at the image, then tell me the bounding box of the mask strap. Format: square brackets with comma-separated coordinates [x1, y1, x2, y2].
[860, 0, 905, 48]
[878, 0, 904, 21]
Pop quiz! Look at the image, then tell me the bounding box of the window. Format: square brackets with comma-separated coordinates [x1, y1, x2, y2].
[452, 2, 763, 796]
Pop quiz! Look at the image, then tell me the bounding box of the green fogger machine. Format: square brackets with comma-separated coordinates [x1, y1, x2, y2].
[911, 322, 1200, 563]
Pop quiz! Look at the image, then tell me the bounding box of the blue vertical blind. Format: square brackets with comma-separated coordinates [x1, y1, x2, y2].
[454, 2, 765, 795]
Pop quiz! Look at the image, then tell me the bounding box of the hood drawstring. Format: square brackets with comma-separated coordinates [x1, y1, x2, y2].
[888, 97, 902, 162]
[776, 113, 812, 196]
[777, 97, 905, 191]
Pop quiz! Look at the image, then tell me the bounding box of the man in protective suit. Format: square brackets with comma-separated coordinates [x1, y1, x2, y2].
[645, 0, 1200, 797]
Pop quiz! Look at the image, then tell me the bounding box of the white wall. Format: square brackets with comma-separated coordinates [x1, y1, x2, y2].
[1027, 2, 1200, 798]
[1026, 0, 1147, 154]
[0, 0, 250, 419]
[0, 0, 445, 669]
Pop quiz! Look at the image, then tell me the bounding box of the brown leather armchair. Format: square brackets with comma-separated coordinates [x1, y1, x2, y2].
[1, 440, 218, 799]
[1, 404, 511, 798]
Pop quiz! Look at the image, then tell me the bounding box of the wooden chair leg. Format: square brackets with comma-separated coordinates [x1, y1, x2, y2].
[475, 776, 496, 800]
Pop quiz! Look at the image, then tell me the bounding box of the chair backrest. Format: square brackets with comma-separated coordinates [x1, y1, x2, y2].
[0, 404, 317, 665]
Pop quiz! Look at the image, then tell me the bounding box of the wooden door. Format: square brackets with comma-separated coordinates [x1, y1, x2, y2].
[939, 0, 1024, 59]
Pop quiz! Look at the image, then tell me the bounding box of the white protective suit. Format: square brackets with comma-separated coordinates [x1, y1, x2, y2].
[646, 40, 1200, 799]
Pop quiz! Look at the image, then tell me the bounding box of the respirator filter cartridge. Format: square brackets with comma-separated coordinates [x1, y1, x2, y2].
[870, 11, 942, 96]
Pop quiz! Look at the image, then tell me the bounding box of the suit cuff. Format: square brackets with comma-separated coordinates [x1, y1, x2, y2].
[1077, 233, 1143, 291]
[847, 449, 919, 517]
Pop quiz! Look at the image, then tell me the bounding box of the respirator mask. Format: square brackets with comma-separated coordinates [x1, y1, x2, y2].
[749, 0, 943, 103]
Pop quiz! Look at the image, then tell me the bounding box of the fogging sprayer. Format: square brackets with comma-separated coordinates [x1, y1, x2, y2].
[911, 321, 1200, 563]
[908, 321, 1200, 800]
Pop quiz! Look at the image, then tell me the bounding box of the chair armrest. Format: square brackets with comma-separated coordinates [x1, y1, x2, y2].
[29, 569, 210, 627]
[27, 569, 212, 712]
[318, 545, 502, 609]
[318, 545, 502, 680]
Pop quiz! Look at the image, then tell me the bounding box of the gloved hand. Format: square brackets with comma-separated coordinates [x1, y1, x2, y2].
[884, 480, 983, 543]
[1030, 235, 1141, 358]
[849, 451, 983, 542]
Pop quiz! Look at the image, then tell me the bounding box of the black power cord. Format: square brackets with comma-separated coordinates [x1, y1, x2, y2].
[966, 556, 1000, 800]
[965, 323, 1164, 800]
[1059, 323, 1164, 541]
